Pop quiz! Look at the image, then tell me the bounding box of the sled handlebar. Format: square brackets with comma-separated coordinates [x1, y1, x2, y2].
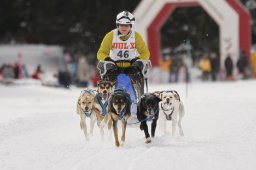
[97, 59, 151, 79]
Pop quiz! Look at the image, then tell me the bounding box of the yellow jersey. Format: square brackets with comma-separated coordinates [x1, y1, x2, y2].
[97, 30, 150, 61]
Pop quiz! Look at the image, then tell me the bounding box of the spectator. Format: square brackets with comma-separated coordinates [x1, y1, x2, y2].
[31, 65, 42, 80]
[236, 51, 249, 79]
[224, 55, 234, 81]
[251, 51, 256, 79]
[0, 65, 3, 80]
[76, 57, 89, 87]
[178, 60, 189, 83]
[91, 65, 100, 87]
[14, 63, 21, 79]
[159, 55, 172, 83]
[210, 52, 219, 81]
[58, 68, 71, 88]
[2, 64, 15, 79]
[198, 54, 211, 81]
[65, 53, 77, 84]
[21, 65, 29, 78]
[170, 55, 182, 82]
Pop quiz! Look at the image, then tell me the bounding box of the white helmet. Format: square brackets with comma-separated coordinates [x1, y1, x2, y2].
[116, 11, 135, 25]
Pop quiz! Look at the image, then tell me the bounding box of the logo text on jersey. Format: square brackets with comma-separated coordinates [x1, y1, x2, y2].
[112, 43, 135, 49]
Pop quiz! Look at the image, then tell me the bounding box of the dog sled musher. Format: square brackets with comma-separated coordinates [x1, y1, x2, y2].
[96, 11, 151, 123]
[97, 59, 151, 120]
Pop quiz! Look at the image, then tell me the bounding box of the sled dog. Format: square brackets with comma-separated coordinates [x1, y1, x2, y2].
[108, 88, 131, 147]
[137, 93, 161, 144]
[93, 80, 114, 140]
[76, 89, 96, 140]
[158, 90, 185, 136]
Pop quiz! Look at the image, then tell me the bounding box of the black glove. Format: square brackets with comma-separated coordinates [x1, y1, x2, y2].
[104, 57, 114, 62]
[130, 57, 139, 64]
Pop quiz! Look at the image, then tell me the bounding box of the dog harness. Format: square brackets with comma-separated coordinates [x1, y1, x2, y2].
[112, 88, 131, 121]
[161, 103, 174, 120]
[137, 97, 159, 122]
[118, 112, 125, 120]
[126, 108, 159, 125]
[96, 94, 109, 116]
[80, 89, 96, 96]
[146, 108, 159, 121]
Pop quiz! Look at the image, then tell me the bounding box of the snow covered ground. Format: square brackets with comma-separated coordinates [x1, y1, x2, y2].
[1, 80, 256, 170]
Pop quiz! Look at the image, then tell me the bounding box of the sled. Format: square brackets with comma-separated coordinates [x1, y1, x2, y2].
[97, 59, 151, 113]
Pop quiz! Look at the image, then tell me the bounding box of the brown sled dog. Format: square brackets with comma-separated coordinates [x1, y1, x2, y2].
[107, 88, 131, 147]
[76, 89, 96, 140]
[92, 80, 114, 140]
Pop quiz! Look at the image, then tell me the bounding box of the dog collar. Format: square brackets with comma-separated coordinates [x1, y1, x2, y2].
[117, 105, 128, 120]
[84, 111, 92, 117]
[146, 108, 159, 121]
[161, 103, 173, 112]
[147, 115, 154, 121]
[161, 105, 174, 120]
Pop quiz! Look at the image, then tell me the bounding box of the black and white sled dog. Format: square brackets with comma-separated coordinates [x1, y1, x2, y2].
[137, 93, 161, 144]
[158, 90, 185, 136]
[76, 88, 97, 140]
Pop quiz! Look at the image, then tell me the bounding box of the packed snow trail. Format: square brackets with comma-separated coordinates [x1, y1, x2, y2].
[1, 81, 256, 170]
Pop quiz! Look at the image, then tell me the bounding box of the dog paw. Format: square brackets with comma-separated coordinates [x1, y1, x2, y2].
[85, 136, 90, 141]
[179, 129, 184, 136]
[121, 136, 125, 142]
[115, 141, 120, 147]
[145, 137, 151, 144]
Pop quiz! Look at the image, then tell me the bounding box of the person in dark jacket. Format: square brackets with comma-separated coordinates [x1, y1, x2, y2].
[224, 55, 234, 80]
[236, 51, 248, 79]
[210, 53, 219, 81]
